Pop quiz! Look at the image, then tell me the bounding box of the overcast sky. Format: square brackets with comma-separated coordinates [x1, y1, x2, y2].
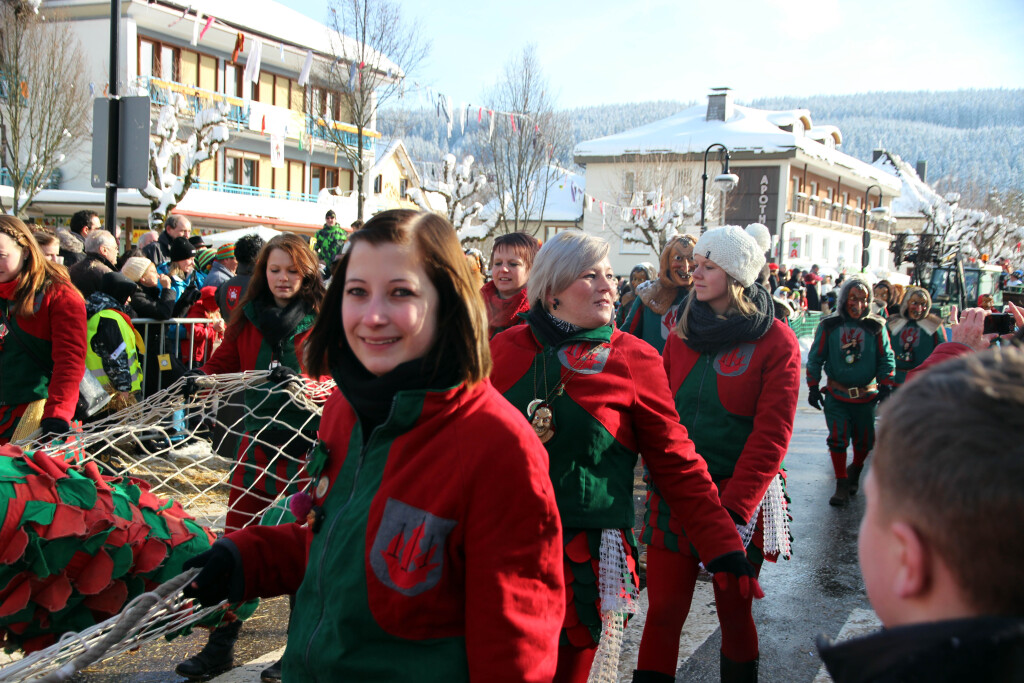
[290, 0, 1024, 109]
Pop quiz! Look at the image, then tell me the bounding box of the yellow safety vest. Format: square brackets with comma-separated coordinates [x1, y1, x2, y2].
[85, 309, 145, 392]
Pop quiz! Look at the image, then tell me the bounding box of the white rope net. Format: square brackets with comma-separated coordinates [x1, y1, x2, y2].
[0, 371, 335, 682]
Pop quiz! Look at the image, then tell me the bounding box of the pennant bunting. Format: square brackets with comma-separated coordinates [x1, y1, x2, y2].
[298, 50, 313, 86]
[200, 15, 215, 40]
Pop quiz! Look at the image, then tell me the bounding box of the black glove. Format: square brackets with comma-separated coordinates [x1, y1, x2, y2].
[808, 385, 824, 411]
[875, 384, 893, 404]
[181, 369, 206, 400]
[268, 364, 300, 386]
[706, 550, 764, 600]
[38, 418, 70, 441]
[183, 541, 244, 607]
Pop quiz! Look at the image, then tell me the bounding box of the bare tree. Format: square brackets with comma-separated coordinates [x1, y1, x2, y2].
[316, 0, 428, 220]
[139, 94, 230, 228]
[0, 1, 91, 216]
[602, 154, 710, 255]
[475, 45, 572, 238]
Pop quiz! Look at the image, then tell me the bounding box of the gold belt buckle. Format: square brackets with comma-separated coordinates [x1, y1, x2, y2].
[848, 386, 860, 399]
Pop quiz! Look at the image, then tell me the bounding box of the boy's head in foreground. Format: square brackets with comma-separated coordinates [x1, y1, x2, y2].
[862, 346, 1024, 627]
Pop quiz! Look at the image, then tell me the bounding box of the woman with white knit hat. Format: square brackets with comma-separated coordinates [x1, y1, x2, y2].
[635, 225, 801, 683]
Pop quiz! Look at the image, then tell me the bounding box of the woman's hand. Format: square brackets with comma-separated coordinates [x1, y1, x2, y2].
[183, 541, 244, 607]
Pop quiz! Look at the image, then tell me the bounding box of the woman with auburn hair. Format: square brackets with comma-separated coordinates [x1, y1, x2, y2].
[0, 216, 86, 444]
[622, 234, 697, 353]
[489, 229, 757, 683]
[481, 231, 541, 337]
[182, 210, 563, 682]
[175, 233, 327, 681]
[636, 225, 800, 683]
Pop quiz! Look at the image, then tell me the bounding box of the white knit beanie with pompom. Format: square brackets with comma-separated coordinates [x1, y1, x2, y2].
[694, 224, 767, 288]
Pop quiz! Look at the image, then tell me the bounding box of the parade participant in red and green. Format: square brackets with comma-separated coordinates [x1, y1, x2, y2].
[886, 286, 944, 386]
[807, 276, 896, 507]
[0, 216, 86, 445]
[182, 210, 564, 682]
[490, 230, 757, 683]
[616, 262, 656, 328]
[622, 235, 696, 353]
[175, 233, 326, 681]
[481, 231, 540, 338]
[636, 225, 801, 683]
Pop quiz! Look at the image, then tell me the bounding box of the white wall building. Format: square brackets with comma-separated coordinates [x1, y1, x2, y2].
[36, 0, 396, 236]
[575, 88, 902, 276]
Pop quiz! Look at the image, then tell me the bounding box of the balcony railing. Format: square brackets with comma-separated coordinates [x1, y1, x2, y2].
[787, 194, 893, 234]
[192, 179, 318, 203]
[1, 167, 61, 189]
[133, 76, 377, 155]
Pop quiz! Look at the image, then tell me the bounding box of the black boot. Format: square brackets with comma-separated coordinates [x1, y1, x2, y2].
[721, 653, 758, 683]
[175, 620, 242, 680]
[261, 657, 282, 682]
[847, 464, 864, 495]
[632, 670, 675, 682]
[829, 478, 851, 507]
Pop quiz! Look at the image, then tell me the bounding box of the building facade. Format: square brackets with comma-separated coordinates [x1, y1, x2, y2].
[36, 0, 392, 235]
[575, 89, 902, 276]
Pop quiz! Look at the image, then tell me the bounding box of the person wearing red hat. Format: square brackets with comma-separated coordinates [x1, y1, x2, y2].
[767, 263, 780, 292]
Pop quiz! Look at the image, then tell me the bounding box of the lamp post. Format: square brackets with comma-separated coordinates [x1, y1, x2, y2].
[861, 184, 889, 271]
[700, 143, 739, 233]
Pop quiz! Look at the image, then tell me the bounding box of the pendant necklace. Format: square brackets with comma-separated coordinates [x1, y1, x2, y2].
[528, 343, 603, 444]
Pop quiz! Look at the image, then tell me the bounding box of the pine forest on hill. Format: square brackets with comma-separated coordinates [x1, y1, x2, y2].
[379, 89, 1024, 194]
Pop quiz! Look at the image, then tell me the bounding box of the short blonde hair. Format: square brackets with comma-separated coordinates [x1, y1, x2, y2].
[527, 230, 609, 309]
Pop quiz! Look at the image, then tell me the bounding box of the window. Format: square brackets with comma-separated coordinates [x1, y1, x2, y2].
[399, 178, 408, 197]
[311, 165, 342, 194]
[159, 45, 177, 81]
[139, 40, 154, 78]
[790, 177, 800, 211]
[373, 175, 383, 194]
[822, 237, 829, 260]
[809, 181, 818, 216]
[624, 171, 635, 195]
[226, 153, 258, 188]
[824, 187, 834, 221]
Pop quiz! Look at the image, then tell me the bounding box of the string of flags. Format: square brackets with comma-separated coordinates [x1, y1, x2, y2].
[561, 174, 681, 224]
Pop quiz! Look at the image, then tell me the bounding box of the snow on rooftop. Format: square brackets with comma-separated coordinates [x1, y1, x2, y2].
[872, 151, 944, 218]
[575, 102, 898, 190]
[480, 167, 584, 223]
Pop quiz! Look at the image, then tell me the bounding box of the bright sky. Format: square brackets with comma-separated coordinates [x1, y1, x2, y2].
[290, 0, 1024, 109]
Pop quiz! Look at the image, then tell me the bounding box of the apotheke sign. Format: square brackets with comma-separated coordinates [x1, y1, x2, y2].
[726, 166, 780, 235]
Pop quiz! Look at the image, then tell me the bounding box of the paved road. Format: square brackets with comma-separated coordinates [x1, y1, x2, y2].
[20, 386, 880, 683]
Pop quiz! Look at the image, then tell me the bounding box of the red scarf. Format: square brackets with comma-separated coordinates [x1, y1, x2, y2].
[0, 277, 20, 301]
[481, 281, 530, 338]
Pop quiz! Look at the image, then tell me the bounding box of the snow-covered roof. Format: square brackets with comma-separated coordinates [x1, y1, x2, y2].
[575, 102, 899, 190]
[371, 139, 421, 187]
[872, 150, 944, 218]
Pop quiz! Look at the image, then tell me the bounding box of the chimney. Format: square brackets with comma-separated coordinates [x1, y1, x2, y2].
[916, 160, 927, 182]
[706, 87, 734, 122]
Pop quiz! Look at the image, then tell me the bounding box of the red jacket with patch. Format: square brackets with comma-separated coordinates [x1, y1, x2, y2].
[490, 323, 743, 563]
[661, 320, 801, 524]
[226, 379, 564, 683]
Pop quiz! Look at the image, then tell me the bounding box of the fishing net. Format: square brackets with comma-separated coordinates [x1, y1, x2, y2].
[0, 371, 334, 681]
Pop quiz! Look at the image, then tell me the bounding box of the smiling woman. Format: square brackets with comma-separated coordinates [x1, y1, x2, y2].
[621, 235, 697, 354]
[183, 210, 564, 682]
[489, 230, 756, 683]
[481, 232, 541, 338]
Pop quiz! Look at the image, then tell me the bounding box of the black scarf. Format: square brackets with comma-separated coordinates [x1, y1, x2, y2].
[253, 298, 310, 356]
[684, 283, 774, 354]
[330, 344, 461, 443]
[524, 301, 590, 347]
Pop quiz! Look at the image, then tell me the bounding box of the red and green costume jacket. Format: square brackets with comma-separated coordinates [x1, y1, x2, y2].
[224, 380, 564, 682]
[886, 316, 943, 385]
[806, 313, 896, 402]
[0, 278, 86, 428]
[643, 320, 801, 561]
[480, 281, 530, 339]
[621, 286, 687, 354]
[489, 322, 742, 559]
[200, 301, 323, 434]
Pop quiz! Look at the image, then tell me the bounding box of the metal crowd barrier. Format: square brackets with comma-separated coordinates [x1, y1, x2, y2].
[130, 318, 213, 396]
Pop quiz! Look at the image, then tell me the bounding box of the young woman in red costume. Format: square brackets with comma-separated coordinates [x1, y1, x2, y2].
[635, 225, 800, 683]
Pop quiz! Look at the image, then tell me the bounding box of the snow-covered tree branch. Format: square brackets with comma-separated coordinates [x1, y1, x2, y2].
[407, 153, 494, 243]
[140, 95, 229, 229]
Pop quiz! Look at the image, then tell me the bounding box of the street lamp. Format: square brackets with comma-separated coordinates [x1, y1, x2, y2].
[700, 143, 739, 233]
[861, 184, 889, 271]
